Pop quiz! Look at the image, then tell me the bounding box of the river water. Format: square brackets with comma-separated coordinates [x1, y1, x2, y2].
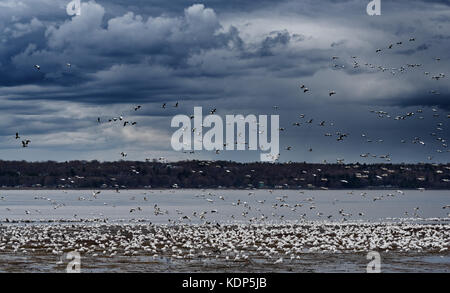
[0, 189, 448, 272]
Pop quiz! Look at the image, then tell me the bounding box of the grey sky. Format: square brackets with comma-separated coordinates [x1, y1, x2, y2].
[0, 0, 449, 163]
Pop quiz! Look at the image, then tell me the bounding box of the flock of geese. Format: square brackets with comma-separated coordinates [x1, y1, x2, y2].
[1, 30, 448, 270]
[23, 35, 449, 164]
[0, 221, 448, 271]
[1, 187, 450, 225]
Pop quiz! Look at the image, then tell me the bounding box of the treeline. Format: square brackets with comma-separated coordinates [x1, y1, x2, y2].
[0, 160, 449, 189]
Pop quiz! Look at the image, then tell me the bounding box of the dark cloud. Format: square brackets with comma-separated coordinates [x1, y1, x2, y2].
[0, 0, 449, 163]
[386, 93, 450, 110]
[259, 30, 291, 57]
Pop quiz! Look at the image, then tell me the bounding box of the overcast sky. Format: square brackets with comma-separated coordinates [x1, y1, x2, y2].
[0, 0, 449, 163]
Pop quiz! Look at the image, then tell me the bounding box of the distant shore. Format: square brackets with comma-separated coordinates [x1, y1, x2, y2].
[0, 187, 450, 193]
[0, 160, 449, 190]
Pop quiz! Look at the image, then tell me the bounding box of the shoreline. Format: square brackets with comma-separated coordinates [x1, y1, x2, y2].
[1, 187, 448, 191]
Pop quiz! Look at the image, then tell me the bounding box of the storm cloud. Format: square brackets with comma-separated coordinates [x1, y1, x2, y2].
[0, 0, 449, 163]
